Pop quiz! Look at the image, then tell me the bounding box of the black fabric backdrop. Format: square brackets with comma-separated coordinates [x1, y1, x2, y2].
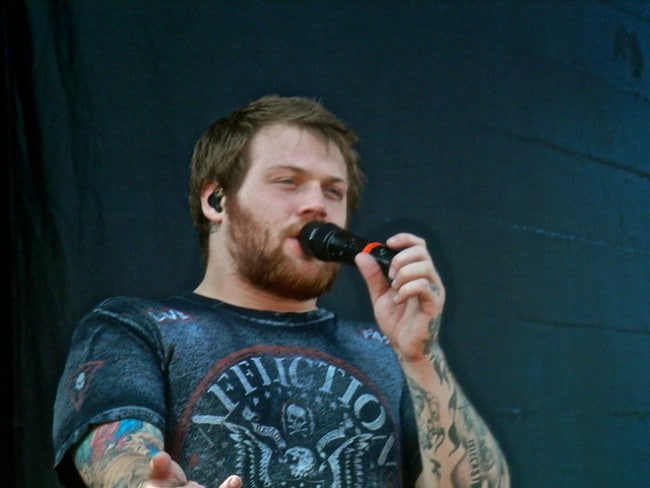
[8, 1, 650, 487]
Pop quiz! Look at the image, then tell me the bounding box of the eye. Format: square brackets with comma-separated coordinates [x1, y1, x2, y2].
[275, 177, 297, 186]
[324, 187, 345, 200]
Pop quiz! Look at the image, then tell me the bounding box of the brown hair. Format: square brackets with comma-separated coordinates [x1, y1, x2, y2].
[189, 94, 365, 259]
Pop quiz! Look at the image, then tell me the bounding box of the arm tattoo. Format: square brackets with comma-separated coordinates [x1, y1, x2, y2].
[406, 376, 445, 484]
[422, 315, 442, 358]
[408, 350, 510, 487]
[433, 353, 452, 388]
[448, 382, 510, 487]
[73, 419, 164, 487]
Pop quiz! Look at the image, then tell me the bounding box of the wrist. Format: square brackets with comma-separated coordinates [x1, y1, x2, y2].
[100, 453, 151, 488]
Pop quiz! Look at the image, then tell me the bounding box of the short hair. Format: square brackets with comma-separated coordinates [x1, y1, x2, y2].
[189, 94, 365, 259]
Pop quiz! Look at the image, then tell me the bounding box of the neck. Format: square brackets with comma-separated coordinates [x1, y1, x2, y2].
[194, 263, 319, 313]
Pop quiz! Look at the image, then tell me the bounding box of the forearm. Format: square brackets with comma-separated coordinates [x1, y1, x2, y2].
[404, 344, 510, 488]
[78, 451, 152, 488]
[73, 419, 163, 487]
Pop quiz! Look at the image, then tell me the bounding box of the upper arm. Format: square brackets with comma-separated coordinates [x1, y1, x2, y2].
[73, 419, 164, 485]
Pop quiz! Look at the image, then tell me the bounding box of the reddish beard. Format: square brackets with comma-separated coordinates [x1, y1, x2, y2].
[225, 196, 340, 301]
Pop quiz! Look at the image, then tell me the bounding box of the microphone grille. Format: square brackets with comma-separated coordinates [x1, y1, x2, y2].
[298, 221, 341, 259]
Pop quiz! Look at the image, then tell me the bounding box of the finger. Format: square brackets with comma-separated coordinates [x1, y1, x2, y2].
[390, 249, 444, 299]
[355, 252, 391, 301]
[393, 277, 445, 309]
[385, 233, 426, 251]
[387, 239, 444, 291]
[390, 257, 436, 289]
[385, 234, 432, 278]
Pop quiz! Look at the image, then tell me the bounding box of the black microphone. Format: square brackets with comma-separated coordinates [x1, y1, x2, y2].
[298, 221, 397, 277]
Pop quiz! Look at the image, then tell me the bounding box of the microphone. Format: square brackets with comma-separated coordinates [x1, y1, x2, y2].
[298, 221, 397, 277]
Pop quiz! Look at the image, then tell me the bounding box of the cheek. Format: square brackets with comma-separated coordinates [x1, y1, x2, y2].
[329, 205, 348, 228]
[257, 195, 292, 219]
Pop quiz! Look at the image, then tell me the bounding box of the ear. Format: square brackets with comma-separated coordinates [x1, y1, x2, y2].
[208, 188, 224, 212]
[200, 182, 226, 222]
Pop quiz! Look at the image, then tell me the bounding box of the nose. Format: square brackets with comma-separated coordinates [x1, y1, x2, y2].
[297, 183, 327, 221]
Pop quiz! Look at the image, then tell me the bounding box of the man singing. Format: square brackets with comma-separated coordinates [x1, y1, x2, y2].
[53, 94, 510, 487]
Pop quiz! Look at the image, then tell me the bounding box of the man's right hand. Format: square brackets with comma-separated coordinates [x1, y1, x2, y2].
[145, 451, 204, 487]
[73, 419, 242, 487]
[147, 451, 243, 488]
[216, 474, 243, 488]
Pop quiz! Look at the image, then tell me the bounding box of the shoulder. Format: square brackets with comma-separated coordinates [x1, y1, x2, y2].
[85, 294, 221, 333]
[75, 296, 182, 339]
[88, 295, 181, 319]
[93, 295, 167, 310]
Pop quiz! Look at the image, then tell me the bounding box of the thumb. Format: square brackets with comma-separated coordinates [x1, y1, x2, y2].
[354, 252, 391, 301]
[218, 475, 243, 488]
[148, 451, 192, 484]
[148, 451, 173, 480]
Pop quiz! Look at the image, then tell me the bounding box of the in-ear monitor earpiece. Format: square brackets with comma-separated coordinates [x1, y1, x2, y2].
[208, 188, 224, 212]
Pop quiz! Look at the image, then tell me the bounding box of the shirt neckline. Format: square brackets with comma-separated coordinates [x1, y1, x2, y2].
[180, 292, 336, 327]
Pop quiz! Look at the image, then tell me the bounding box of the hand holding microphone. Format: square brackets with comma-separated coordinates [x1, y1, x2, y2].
[298, 221, 397, 278]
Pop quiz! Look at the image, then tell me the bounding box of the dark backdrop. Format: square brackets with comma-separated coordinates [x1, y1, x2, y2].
[8, 1, 649, 487]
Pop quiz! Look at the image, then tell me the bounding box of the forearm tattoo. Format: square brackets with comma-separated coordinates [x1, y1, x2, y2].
[407, 376, 444, 485]
[448, 389, 509, 488]
[73, 419, 164, 487]
[408, 351, 510, 487]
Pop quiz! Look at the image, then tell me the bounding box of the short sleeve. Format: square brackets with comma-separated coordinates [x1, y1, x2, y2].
[52, 297, 168, 486]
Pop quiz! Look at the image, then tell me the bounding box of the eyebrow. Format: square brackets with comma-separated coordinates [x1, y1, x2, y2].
[265, 165, 349, 185]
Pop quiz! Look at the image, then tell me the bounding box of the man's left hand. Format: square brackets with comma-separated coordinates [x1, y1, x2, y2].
[355, 232, 445, 363]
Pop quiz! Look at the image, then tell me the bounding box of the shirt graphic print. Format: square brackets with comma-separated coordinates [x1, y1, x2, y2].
[171, 345, 404, 488]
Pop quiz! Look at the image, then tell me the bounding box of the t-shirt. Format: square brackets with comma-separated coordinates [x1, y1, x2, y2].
[52, 293, 422, 487]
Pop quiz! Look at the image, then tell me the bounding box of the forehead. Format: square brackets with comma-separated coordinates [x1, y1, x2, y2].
[246, 124, 347, 177]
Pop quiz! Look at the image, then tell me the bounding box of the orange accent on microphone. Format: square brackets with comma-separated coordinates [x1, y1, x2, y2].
[362, 242, 382, 254]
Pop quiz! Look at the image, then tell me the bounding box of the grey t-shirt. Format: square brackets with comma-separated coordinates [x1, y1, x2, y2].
[53, 293, 422, 487]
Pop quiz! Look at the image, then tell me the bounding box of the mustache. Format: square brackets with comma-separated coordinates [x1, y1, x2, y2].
[287, 220, 327, 238]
